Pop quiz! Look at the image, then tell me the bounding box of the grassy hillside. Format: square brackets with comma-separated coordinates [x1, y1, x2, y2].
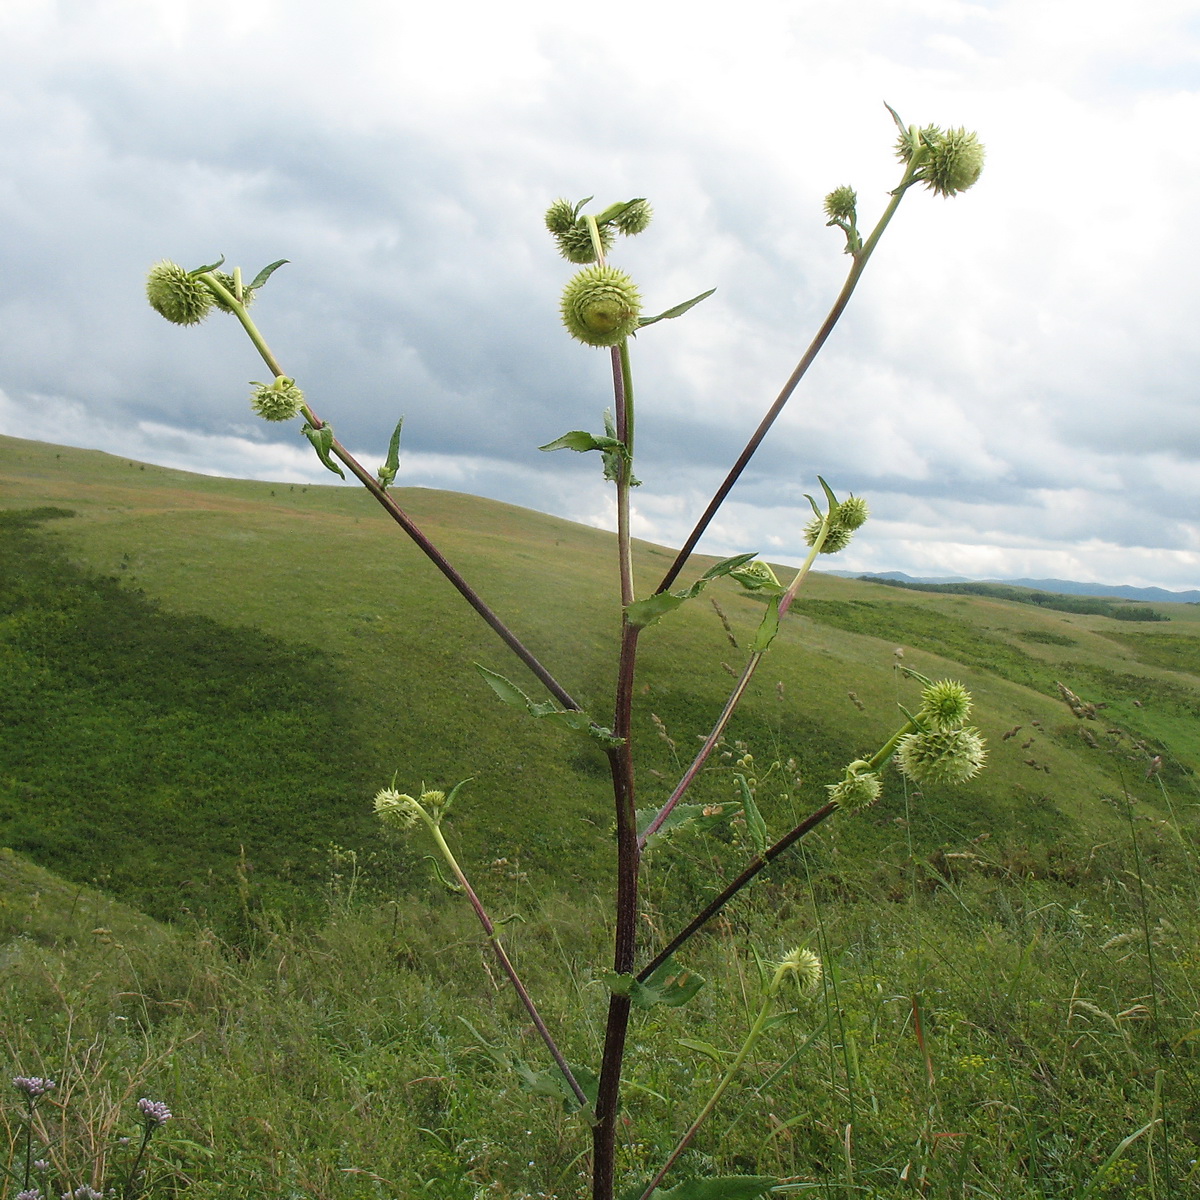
[2, 432, 1197, 927]
[3, 434, 1199, 1198]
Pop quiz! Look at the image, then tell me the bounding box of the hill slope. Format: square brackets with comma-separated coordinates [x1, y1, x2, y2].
[2, 433, 1198, 926]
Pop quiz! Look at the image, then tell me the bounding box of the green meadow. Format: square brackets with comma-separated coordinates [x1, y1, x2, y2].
[2, 432, 1198, 1198]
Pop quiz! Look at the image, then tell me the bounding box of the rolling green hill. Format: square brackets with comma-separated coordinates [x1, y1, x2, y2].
[3, 433, 1199, 1198]
[2, 432, 1197, 927]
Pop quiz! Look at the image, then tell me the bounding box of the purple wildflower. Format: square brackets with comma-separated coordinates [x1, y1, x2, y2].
[12, 1077, 56, 1099]
[61, 1189, 102, 1200]
[34, 1161, 50, 1172]
[136, 1098, 171, 1127]
[17, 1190, 43, 1200]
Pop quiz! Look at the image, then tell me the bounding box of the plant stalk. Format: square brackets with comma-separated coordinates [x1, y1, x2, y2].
[199, 275, 580, 712]
[426, 820, 591, 1112]
[655, 164, 918, 594]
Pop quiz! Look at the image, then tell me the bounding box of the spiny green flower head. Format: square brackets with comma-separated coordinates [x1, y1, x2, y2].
[803, 514, 854, 554]
[250, 376, 305, 422]
[772, 947, 823, 994]
[894, 122, 941, 165]
[896, 726, 987, 786]
[918, 679, 973, 731]
[923, 127, 986, 197]
[544, 198, 577, 235]
[835, 495, 869, 531]
[561, 264, 642, 347]
[826, 760, 883, 811]
[146, 260, 215, 326]
[823, 186, 857, 222]
[612, 199, 653, 236]
[556, 221, 614, 264]
[373, 787, 422, 829]
[210, 271, 254, 313]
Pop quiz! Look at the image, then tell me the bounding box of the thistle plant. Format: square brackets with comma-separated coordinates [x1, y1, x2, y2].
[145, 105, 986, 1200]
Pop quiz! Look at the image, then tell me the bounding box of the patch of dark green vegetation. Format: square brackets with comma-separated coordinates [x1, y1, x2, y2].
[1098, 629, 1200, 677]
[794, 598, 1059, 691]
[792, 598, 1198, 785]
[1013, 628, 1078, 646]
[859, 575, 1169, 620]
[0, 508, 381, 934]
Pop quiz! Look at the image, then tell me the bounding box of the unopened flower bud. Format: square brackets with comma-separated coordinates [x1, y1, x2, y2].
[210, 271, 254, 313]
[544, 199, 577, 235]
[560, 265, 641, 346]
[145, 261, 214, 326]
[612, 199, 652, 236]
[804, 515, 853, 554]
[554, 221, 614, 264]
[896, 726, 987, 785]
[137, 1098, 172, 1127]
[826, 761, 883, 810]
[250, 377, 304, 422]
[835, 495, 869, 531]
[923, 127, 985, 197]
[917, 680, 972, 731]
[823, 186, 857, 222]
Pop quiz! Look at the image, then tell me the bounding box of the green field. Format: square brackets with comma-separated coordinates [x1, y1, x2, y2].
[2, 433, 1198, 1199]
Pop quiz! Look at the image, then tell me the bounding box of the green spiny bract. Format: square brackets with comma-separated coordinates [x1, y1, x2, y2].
[146, 261, 215, 326]
[895, 725, 987, 785]
[210, 271, 255, 313]
[823, 186, 857, 222]
[917, 679, 973, 731]
[825, 761, 883, 810]
[250, 376, 305, 422]
[560, 265, 642, 347]
[546, 197, 653, 263]
[554, 221, 614, 264]
[922, 127, 986, 197]
[611, 199, 652, 236]
[804, 495, 869, 554]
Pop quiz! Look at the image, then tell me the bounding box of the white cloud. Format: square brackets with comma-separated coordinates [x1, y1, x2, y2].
[0, 0, 1198, 591]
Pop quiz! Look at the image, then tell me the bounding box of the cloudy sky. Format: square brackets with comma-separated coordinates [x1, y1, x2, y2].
[2, 0, 1198, 591]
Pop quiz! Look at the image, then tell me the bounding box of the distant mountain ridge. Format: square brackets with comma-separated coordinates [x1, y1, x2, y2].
[826, 570, 1200, 604]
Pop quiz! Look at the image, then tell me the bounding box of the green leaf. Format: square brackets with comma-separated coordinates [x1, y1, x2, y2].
[459, 1019, 597, 1114]
[675, 1038, 730, 1065]
[594, 198, 646, 225]
[750, 603, 781, 654]
[538, 430, 625, 454]
[817, 474, 839, 513]
[513, 1059, 599, 1113]
[626, 553, 758, 629]
[638, 288, 717, 329]
[377, 417, 403, 489]
[636, 801, 739, 849]
[190, 255, 226, 275]
[605, 958, 704, 1009]
[625, 591, 686, 629]
[759, 1011, 798, 1034]
[625, 1176, 777, 1200]
[247, 259, 289, 291]
[735, 775, 768, 856]
[302, 422, 345, 479]
[474, 665, 622, 746]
